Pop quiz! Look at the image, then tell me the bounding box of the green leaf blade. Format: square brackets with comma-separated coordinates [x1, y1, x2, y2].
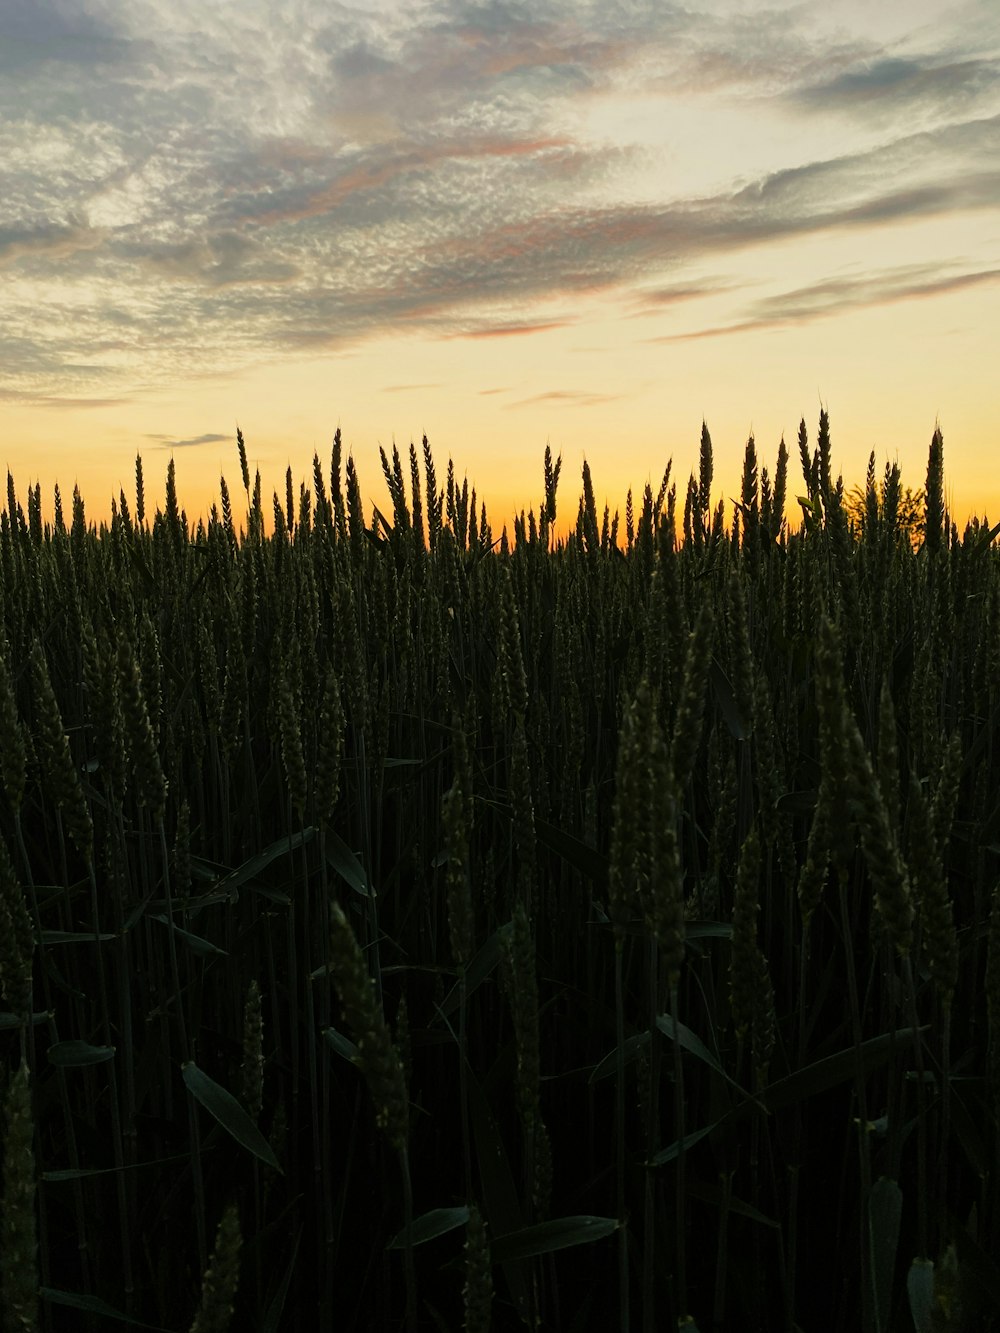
[324, 830, 370, 897]
[47, 1040, 115, 1067]
[491, 1215, 618, 1263]
[182, 1061, 281, 1171]
[214, 828, 315, 898]
[41, 1289, 172, 1330]
[388, 1206, 470, 1250]
[869, 1177, 903, 1333]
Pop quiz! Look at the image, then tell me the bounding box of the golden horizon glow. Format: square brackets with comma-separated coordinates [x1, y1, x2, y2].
[2, 0, 998, 531]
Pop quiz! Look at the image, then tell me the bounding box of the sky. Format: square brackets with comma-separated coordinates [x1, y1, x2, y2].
[2, 0, 999, 533]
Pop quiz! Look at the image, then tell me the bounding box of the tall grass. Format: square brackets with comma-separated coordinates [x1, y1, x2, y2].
[0, 417, 997, 1331]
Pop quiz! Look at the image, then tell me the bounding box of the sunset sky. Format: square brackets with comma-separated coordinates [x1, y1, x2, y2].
[2, 0, 998, 532]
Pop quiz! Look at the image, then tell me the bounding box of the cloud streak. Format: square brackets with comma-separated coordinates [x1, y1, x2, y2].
[505, 387, 625, 409]
[790, 55, 999, 117]
[153, 433, 231, 449]
[652, 262, 1000, 341]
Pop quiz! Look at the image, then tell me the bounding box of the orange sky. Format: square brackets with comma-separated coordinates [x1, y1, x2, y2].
[2, 0, 998, 531]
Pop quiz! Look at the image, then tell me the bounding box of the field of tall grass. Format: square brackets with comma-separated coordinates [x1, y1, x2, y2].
[0, 413, 998, 1331]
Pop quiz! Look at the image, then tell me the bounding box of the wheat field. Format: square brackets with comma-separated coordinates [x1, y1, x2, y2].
[0, 414, 997, 1331]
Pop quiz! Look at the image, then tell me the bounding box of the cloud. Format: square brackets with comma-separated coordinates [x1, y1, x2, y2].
[383, 115, 1000, 323]
[130, 232, 301, 287]
[754, 263, 1000, 318]
[652, 262, 1000, 341]
[504, 387, 624, 408]
[1, 1, 998, 404]
[233, 133, 584, 232]
[791, 55, 1000, 117]
[0, 387, 126, 408]
[0, 220, 105, 269]
[0, 0, 136, 73]
[155, 433, 231, 449]
[453, 319, 574, 338]
[625, 277, 734, 316]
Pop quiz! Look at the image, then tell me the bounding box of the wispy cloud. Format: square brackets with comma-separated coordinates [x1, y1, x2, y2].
[153, 433, 231, 449]
[505, 387, 624, 408]
[653, 261, 1000, 341]
[0, 388, 127, 409]
[1, 0, 998, 404]
[454, 320, 574, 338]
[755, 263, 1000, 319]
[0, 0, 137, 74]
[0, 220, 105, 268]
[626, 279, 732, 315]
[790, 55, 999, 117]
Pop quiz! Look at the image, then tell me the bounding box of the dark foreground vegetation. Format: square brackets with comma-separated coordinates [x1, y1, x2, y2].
[0, 414, 998, 1332]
